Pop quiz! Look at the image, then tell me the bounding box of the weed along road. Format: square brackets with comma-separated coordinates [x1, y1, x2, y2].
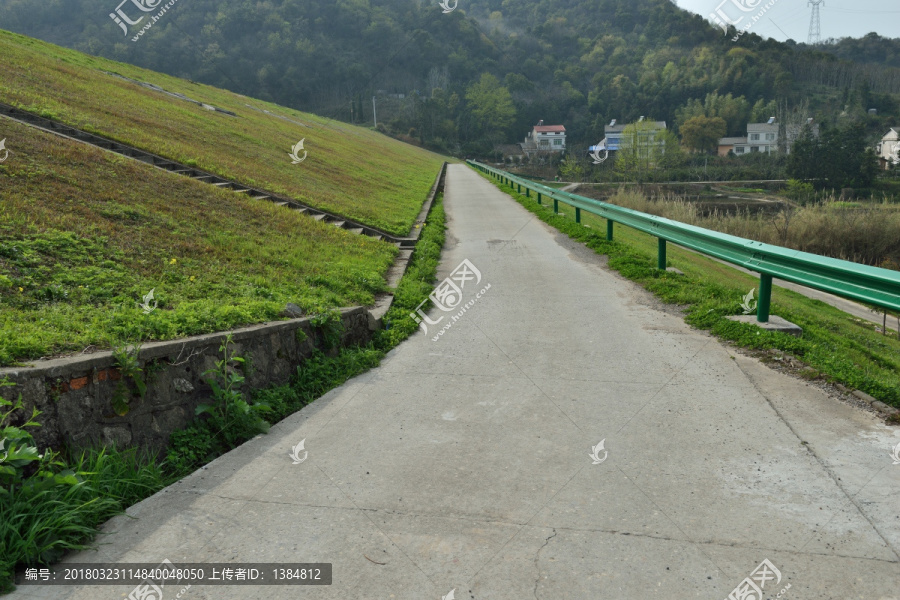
[13, 164, 900, 600]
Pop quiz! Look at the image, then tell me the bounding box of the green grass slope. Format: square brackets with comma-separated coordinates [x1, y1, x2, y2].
[0, 31, 446, 366]
[0, 118, 397, 366]
[0, 29, 446, 235]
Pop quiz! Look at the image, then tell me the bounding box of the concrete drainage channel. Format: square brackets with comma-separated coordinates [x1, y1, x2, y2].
[0, 101, 416, 249]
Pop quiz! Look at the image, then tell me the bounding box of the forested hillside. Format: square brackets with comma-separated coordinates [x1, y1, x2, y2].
[1, 0, 898, 154]
[817, 33, 900, 69]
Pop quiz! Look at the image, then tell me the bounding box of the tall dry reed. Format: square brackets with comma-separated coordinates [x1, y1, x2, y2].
[607, 189, 900, 266]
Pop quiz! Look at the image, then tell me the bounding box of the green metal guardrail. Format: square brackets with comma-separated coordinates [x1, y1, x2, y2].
[468, 160, 900, 322]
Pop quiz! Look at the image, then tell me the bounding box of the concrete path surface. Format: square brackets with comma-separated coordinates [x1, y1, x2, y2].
[12, 164, 900, 600]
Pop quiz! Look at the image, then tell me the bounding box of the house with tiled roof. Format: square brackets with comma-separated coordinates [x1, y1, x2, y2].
[521, 121, 566, 157]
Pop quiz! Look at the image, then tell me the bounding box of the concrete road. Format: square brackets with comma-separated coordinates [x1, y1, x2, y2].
[12, 164, 900, 599]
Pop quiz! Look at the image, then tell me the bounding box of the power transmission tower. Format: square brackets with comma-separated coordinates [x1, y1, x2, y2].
[808, 0, 824, 45]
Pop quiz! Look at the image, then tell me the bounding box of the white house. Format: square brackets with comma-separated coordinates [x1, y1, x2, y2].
[522, 121, 566, 156]
[730, 118, 778, 155]
[724, 118, 818, 155]
[877, 128, 899, 169]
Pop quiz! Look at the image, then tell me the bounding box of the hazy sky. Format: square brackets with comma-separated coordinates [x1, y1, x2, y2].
[674, 0, 900, 43]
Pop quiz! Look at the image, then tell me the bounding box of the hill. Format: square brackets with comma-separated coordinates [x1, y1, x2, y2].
[0, 30, 445, 366]
[817, 33, 900, 69]
[1, 0, 899, 153]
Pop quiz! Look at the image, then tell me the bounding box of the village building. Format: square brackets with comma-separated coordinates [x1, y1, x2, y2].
[591, 118, 668, 156]
[876, 128, 899, 169]
[719, 118, 818, 156]
[521, 121, 566, 157]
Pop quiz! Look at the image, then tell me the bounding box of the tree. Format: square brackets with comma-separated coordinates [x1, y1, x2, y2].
[787, 123, 879, 189]
[615, 120, 670, 182]
[655, 129, 686, 169]
[675, 92, 750, 136]
[559, 155, 585, 182]
[786, 125, 819, 180]
[465, 73, 516, 142]
[750, 98, 778, 123]
[680, 116, 727, 154]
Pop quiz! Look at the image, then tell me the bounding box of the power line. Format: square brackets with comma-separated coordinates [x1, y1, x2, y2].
[769, 18, 791, 40]
[830, 7, 900, 13]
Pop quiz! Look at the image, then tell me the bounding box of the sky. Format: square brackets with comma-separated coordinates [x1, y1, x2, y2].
[674, 0, 900, 43]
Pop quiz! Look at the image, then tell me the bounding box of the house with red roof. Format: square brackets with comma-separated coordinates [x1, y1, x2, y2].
[521, 120, 566, 157]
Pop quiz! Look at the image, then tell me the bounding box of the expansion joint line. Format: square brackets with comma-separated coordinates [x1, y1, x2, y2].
[731, 359, 900, 561]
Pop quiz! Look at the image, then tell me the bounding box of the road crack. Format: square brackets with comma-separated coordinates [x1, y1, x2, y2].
[533, 529, 557, 599]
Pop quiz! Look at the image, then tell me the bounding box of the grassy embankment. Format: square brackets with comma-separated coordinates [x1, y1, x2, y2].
[0, 29, 446, 366]
[1, 194, 447, 593]
[478, 171, 900, 410]
[0, 29, 444, 235]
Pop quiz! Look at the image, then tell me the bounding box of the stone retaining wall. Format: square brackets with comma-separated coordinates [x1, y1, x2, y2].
[0, 308, 374, 452]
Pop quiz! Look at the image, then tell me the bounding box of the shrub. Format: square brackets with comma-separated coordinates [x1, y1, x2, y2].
[196, 335, 270, 449]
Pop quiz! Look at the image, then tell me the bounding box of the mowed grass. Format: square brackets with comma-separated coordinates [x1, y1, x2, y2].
[480, 171, 900, 409]
[0, 118, 398, 366]
[0, 29, 447, 235]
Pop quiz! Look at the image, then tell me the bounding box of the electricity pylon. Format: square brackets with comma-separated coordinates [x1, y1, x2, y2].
[808, 0, 824, 45]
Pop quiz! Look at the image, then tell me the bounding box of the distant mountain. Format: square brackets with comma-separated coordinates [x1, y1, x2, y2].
[1, 0, 898, 154]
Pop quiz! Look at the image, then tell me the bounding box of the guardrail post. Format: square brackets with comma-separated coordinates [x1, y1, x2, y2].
[606, 220, 614, 240]
[575, 207, 581, 223]
[757, 274, 773, 323]
[537, 192, 542, 205]
[526, 188, 530, 197]
[657, 238, 667, 270]
[553, 198, 559, 214]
